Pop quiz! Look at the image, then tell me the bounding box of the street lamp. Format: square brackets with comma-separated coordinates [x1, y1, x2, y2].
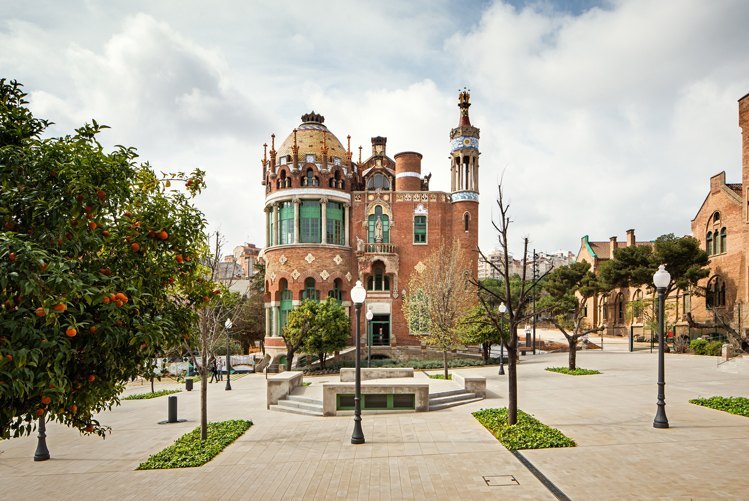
[225, 318, 233, 391]
[350, 280, 367, 445]
[366, 308, 374, 368]
[653, 264, 670, 429]
[498, 302, 507, 376]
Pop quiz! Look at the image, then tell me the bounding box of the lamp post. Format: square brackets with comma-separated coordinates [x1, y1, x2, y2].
[351, 280, 367, 445]
[366, 308, 374, 368]
[225, 318, 233, 391]
[498, 302, 507, 376]
[653, 264, 670, 429]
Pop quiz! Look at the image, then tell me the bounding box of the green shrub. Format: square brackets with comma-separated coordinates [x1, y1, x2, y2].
[472, 408, 575, 451]
[137, 420, 252, 469]
[123, 389, 181, 400]
[690, 396, 749, 418]
[545, 367, 601, 376]
[689, 338, 708, 354]
[427, 373, 452, 380]
[690, 339, 723, 356]
[705, 341, 723, 356]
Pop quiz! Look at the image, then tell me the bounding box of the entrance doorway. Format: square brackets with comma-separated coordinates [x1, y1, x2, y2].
[369, 314, 390, 346]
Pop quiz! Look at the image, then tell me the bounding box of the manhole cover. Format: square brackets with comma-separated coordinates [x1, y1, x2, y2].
[483, 475, 519, 486]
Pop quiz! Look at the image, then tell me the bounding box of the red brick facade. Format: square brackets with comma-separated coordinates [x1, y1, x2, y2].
[260, 93, 480, 355]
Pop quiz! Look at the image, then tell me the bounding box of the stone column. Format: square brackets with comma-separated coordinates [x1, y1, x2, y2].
[271, 306, 278, 336]
[265, 305, 271, 336]
[293, 198, 300, 244]
[272, 203, 279, 246]
[344, 202, 351, 247]
[265, 208, 270, 248]
[320, 197, 328, 244]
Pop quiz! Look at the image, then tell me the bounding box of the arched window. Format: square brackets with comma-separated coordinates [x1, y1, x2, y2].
[713, 211, 721, 223]
[367, 262, 390, 291]
[463, 212, 470, 232]
[302, 277, 319, 301]
[706, 276, 726, 309]
[328, 278, 343, 303]
[366, 173, 390, 190]
[601, 294, 609, 322]
[720, 227, 727, 254]
[706, 231, 713, 256]
[632, 289, 643, 322]
[616, 292, 624, 324]
[303, 168, 319, 187]
[367, 205, 390, 243]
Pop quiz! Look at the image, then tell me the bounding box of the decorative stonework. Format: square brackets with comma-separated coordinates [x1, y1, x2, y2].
[269, 272, 276, 283]
[415, 261, 426, 274]
[414, 203, 428, 215]
[305, 253, 315, 264]
[334, 254, 343, 265]
[320, 270, 330, 281]
[345, 272, 352, 282]
[279, 255, 288, 265]
[291, 269, 300, 281]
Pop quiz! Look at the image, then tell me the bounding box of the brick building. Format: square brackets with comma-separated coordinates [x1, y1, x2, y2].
[260, 91, 480, 359]
[689, 93, 749, 335]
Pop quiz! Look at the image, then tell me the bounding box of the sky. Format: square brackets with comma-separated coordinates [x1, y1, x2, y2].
[2, 0, 748, 257]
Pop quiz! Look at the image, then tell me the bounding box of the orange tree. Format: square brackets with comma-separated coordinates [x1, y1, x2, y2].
[0, 79, 207, 438]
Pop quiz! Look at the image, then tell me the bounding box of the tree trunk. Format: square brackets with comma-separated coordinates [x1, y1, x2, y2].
[507, 327, 518, 425]
[150, 375, 154, 394]
[200, 368, 208, 441]
[568, 339, 577, 370]
[239, 338, 250, 355]
[482, 342, 490, 363]
[319, 352, 326, 369]
[286, 349, 294, 371]
[443, 350, 449, 379]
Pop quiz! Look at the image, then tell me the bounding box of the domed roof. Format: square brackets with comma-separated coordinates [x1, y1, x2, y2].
[277, 112, 348, 161]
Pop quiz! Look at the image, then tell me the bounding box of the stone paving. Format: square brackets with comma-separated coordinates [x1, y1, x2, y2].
[1, 349, 747, 500]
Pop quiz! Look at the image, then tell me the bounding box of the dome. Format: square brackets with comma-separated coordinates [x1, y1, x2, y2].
[277, 112, 348, 162]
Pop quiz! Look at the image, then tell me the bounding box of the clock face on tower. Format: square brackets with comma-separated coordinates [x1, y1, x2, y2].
[451, 136, 479, 151]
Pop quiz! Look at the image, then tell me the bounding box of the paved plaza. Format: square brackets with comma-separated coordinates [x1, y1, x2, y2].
[1, 347, 747, 500]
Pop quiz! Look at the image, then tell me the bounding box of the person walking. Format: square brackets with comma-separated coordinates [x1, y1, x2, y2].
[217, 358, 224, 381]
[209, 358, 218, 383]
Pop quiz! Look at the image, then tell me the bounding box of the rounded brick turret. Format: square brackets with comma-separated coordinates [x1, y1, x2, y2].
[394, 151, 422, 191]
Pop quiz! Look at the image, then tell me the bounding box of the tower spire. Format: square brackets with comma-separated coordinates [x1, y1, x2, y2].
[458, 87, 471, 127]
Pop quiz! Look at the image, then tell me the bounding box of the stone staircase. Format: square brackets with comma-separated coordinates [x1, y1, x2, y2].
[428, 389, 483, 411]
[269, 394, 324, 416]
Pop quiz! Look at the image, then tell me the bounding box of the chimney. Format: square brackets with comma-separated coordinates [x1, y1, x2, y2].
[739, 93, 749, 191]
[609, 236, 617, 259]
[371, 136, 387, 157]
[626, 229, 635, 247]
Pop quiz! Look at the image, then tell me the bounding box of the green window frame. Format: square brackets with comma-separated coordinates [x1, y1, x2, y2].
[367, 205, 389, 243]
[302, 277, 319, 301]
[300, 200, 321, 243]
[279, 288, 293, 334]
[327, 279, 343, 303]
[278, 202, 294, 245]
[414, 215, 427, 244]
[326, 202, 344, 245]
[268, 210, 275, 246]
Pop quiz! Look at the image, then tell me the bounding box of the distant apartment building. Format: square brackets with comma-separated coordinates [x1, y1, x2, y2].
[218, 243, 262, 296]
[478, 248, 574, 281]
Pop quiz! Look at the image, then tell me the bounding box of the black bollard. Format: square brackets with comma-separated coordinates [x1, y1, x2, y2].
[168, 395, 178, 423]
[185, 378, 193, 391]
[33, 414, 50, 461]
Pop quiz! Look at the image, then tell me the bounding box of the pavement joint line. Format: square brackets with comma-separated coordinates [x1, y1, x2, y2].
[511, 449, 571, 501]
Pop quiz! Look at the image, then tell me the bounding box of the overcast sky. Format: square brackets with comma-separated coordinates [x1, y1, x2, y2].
[2, 0, 748, 256]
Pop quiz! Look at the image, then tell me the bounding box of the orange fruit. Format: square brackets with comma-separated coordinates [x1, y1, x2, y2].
[70, 405, 77, 413]
[115, 300, 123, 308]
[41, 396, 51, 405]
[65, 327, 77, 337]
[36, 408, 45, 416]
[8, 252, 16, 262]
[130, 242, 140, 252]
[158, 230, 168, 240]
[35, 307, 46, 317]
[88, 375, 95, 382]
[85, 424, 94, 433]
[102, 296, 110, 305]
[115, 292, 127, 301]
[97, 190, 106, 201]
[83, 205, 92, 214]
[176, 254, 184, 263]
[88, 221, 97, 230]
[89, 326, 97, 334]
[52, 303, 66, 312]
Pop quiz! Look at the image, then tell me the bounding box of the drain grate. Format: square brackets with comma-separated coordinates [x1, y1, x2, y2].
[483, 475, 519, 487]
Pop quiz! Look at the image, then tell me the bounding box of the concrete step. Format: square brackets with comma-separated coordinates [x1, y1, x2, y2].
[429, 392, 477, 406]
[287, 394, 324, 405]
[269, 404, 323, 417]
[429, 389, 469, 399]
[429, 396, 484, 411]
[277, 399, 324, 413]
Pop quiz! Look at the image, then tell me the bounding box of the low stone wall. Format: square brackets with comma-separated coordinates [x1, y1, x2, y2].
[452, 372, 486, 398]
[266, 371, 303, 408]
[339, 367, 414, 382]
[321, 382, 429, 416]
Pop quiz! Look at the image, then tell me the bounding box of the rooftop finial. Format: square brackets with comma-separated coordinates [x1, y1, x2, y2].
[458, 87, 471, 127]
[301, 111, 325, 124]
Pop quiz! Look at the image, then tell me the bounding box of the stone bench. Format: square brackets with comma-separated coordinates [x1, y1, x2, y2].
[452, 372, 486, 398]
[321, 382, 429, 416]
[266, 371, 304, 408]
[339, 367, 414, 382]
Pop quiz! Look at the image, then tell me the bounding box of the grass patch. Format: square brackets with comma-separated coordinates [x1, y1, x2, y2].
[302, 381, 312, 387]
[689, 396, 749, 418]
[137, 420, 252, 469]
[123, 389, 181, 400]
[472, 408, 575, 451]
[427, 373, 452, 380]
[545, 367, 601, 376]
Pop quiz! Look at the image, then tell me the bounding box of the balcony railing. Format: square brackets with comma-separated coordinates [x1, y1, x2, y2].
[365, 242, 397, 254]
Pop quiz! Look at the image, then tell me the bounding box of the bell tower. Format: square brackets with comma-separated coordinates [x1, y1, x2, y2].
[450, 88, 480, 194]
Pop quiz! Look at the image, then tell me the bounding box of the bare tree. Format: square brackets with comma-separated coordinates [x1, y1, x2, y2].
[472, 182, 549, 425]
[404, 242, 475, 378]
